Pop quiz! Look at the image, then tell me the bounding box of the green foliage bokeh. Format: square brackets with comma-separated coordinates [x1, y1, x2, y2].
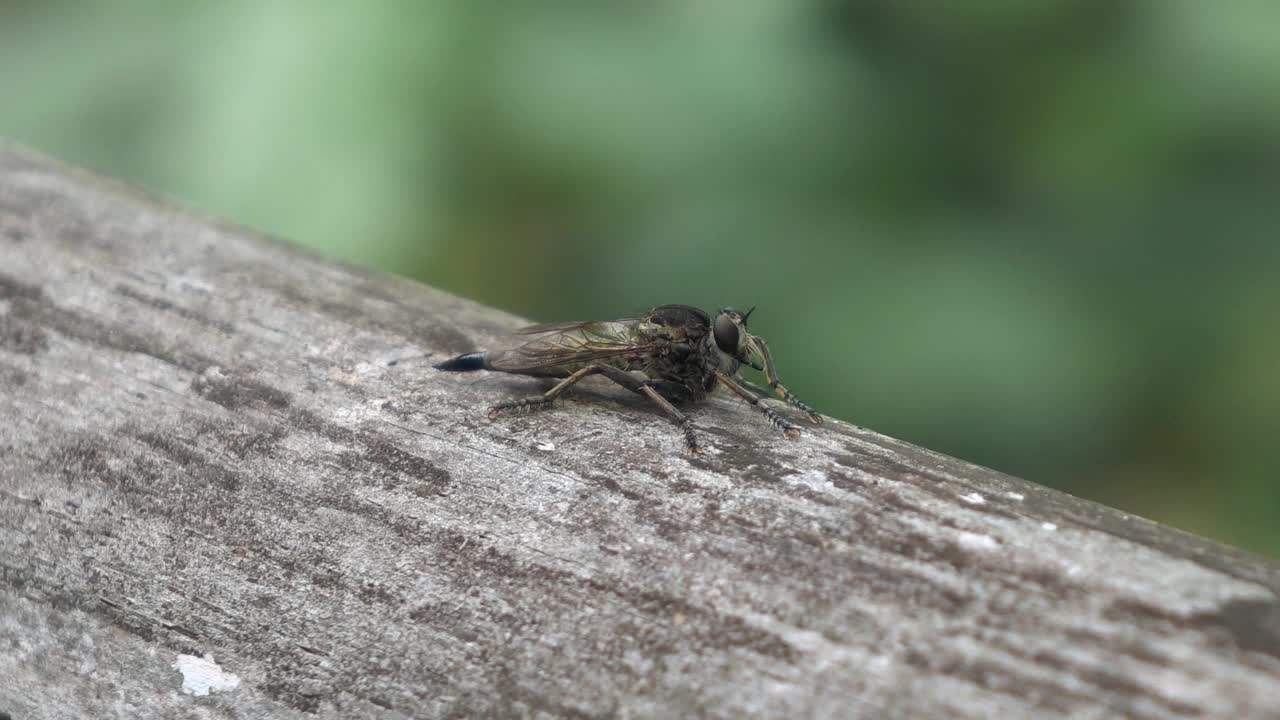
[3, 1, 1277, 556]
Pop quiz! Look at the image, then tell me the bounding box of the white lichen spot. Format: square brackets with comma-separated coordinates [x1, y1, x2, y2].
[959, 492, 986, 505]
[1041, 521, 1058, 531]
[955, 530, 999, 552]
[1004, 491, 1025, 501]
[174, 653, 241, 696]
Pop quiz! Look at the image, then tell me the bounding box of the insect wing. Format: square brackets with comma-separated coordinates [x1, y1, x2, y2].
[486, 320, 657, 372]
[513, 318, 633, 335]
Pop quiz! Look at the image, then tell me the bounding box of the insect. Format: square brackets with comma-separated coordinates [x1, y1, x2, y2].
[433, 305, 821, 453]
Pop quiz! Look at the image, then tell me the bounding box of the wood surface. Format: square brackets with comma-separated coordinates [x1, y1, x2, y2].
[2, 142, 1278, 719]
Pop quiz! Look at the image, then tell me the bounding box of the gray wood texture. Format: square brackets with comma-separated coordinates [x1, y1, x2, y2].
[2, 142, 1278, 719]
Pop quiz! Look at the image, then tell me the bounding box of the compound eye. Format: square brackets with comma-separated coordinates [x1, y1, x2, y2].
[713, 314, 740, 354]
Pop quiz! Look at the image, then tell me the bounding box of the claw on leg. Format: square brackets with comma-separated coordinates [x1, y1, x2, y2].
[773, 384, 821, 424]
[752, 336, 822, 425]
[717, 372, 803, 440]
[761, 403, 802, 438]
[632, 382, 702, 454]
[681, 420, 701, 454]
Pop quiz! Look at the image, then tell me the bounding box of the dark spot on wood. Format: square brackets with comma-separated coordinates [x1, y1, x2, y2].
[310, 568, 343, 590]
[690, 429, 806, 492]
[306, 474, 429, 544]
[261, 678, 324, 714]
[193, 371, 292, 411]
[827, 469, 867, 493]
[419, 323, 474, 356]
[584, 472, 643, 500]
[429, 527, 798, 666]
[1031, 643, 1205, 717]
[114, 284, 235, 334]
[20, 187, 94, 246]
[905, 647, 1088, 715]
[0, 273, 44, 301]
[340, 433, 452, 497]
[630, 497, 688, 541]
[218, 424, 289, 459]
[0, 363, 29, 386]
[289, 408, 355, 443]
[783, 483, 838, 507]
[357, 581, 401, 606]
[872, 487, 928, 517]
[135, 430, 204, 468]
[267, 279, 477, 355]
[839, 445, 1023, 521]
[56, 436, 132, 489]
[134, 429, 245, 492]
[3, 285, 214, 370]
[1194, 598, 1280, 660]
[832, 453, 861, 470]
[0, 208, 29, 241]
[1106, 596, 1280, 664]
[669, 477, 697, 494]
[88, 597, 162, 644]
[0, 315, 48, 354]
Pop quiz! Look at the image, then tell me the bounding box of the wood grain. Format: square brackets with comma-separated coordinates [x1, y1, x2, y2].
[2, 142, 1278, 719]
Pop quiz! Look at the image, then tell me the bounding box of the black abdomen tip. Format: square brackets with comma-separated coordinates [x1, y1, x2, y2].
[433, 352, 486, 372]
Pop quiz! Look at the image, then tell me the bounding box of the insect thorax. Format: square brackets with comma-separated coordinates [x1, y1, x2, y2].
[634, 332, 736, 401]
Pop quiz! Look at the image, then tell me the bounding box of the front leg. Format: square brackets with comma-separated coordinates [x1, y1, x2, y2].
[737, 377, 819, 423]
[715, 372, 801, 440]
[750, 337, 822, 424]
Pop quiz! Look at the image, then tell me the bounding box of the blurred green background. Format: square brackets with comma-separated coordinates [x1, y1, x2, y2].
[3, 2, 1277, 557]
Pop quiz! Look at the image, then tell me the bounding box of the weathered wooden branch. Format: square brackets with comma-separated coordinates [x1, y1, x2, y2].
[1, 142, 1278, 719]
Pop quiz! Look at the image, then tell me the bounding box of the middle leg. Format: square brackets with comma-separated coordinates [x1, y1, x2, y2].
[594, 366, 701, 454]
[716, 371, 801, 439]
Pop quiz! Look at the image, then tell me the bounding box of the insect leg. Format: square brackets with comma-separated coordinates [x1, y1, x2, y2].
[593, 366, 700, 454]
[736, 377, 774, 400]
[487, 365, 603, 419]
[715, 372, 801, 440]
[751, 337, 822, 424]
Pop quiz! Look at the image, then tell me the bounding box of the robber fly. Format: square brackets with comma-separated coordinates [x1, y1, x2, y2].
[433, 305, 821, 453]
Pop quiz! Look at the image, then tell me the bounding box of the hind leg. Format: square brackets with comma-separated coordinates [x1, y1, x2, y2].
[489, 365, 700, 453]
[487, 366, 603, 419]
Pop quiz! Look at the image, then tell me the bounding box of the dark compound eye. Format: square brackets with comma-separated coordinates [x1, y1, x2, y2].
[714, 313, 739, 354]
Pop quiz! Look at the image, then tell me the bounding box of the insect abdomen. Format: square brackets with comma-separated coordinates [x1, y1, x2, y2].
[433, 352, 487, 372]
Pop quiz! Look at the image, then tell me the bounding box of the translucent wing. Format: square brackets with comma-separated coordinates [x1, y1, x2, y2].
[486, 320, 660, 372]
[513, 318, 634, 335]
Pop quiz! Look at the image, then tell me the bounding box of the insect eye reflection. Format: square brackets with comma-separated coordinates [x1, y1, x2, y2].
[713, 313, 740, 354]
